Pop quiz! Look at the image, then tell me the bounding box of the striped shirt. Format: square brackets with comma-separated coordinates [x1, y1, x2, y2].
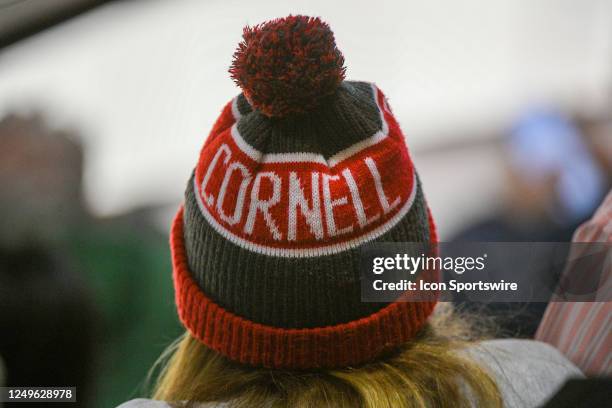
[536, 189, 612, 376]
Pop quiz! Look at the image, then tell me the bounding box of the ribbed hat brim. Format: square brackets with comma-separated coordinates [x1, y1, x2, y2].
[171, 206, 439, 369]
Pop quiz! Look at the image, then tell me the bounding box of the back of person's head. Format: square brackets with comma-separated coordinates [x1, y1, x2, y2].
[151, 15, 501, 408]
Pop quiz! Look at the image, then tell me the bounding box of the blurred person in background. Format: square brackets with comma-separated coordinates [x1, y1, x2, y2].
[0, 114, 96, 407]
[455, 108, 607, 243]
[450, 108, 608, 337]
[0, 114, 181, 407]
[0, 241, 96, 407]
[504, 108, 607, 236]
[0, 114, 85, 246]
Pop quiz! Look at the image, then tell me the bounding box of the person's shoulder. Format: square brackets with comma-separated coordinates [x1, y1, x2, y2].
[464, 339, 584, 407]
[116, 399, 226, 408]
[467, 338, 584, 379]
[473, 338, 579, 362]
[116, 399, 171, 408]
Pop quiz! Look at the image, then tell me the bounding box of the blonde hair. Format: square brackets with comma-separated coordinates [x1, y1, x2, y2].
[151, 303, 502, 408]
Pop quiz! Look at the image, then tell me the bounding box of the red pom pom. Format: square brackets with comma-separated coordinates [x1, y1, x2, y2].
[229, 15, 346, 118]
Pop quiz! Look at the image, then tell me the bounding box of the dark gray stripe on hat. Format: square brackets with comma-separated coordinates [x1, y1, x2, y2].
[236, 93, 252, 116]
[182, 171, 431, 329]
[234, 81, 382, 158]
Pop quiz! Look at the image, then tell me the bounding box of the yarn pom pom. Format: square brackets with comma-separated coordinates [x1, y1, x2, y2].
[229, 15, 346, 117]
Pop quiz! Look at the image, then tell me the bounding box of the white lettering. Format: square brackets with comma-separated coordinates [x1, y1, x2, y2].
[288, 172, 324, 241]
[342, 168, 380, 228]
[365, 157, 400, 214]
[216, 161, 250, 225]
[322, 174, 353, 237]
[244, 172, 283, 240]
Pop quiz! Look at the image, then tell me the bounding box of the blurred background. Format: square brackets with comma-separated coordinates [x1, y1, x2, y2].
[0, 0, 610, 407]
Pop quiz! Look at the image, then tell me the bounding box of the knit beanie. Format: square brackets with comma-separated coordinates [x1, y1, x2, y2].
[171, 15, 438, 370]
